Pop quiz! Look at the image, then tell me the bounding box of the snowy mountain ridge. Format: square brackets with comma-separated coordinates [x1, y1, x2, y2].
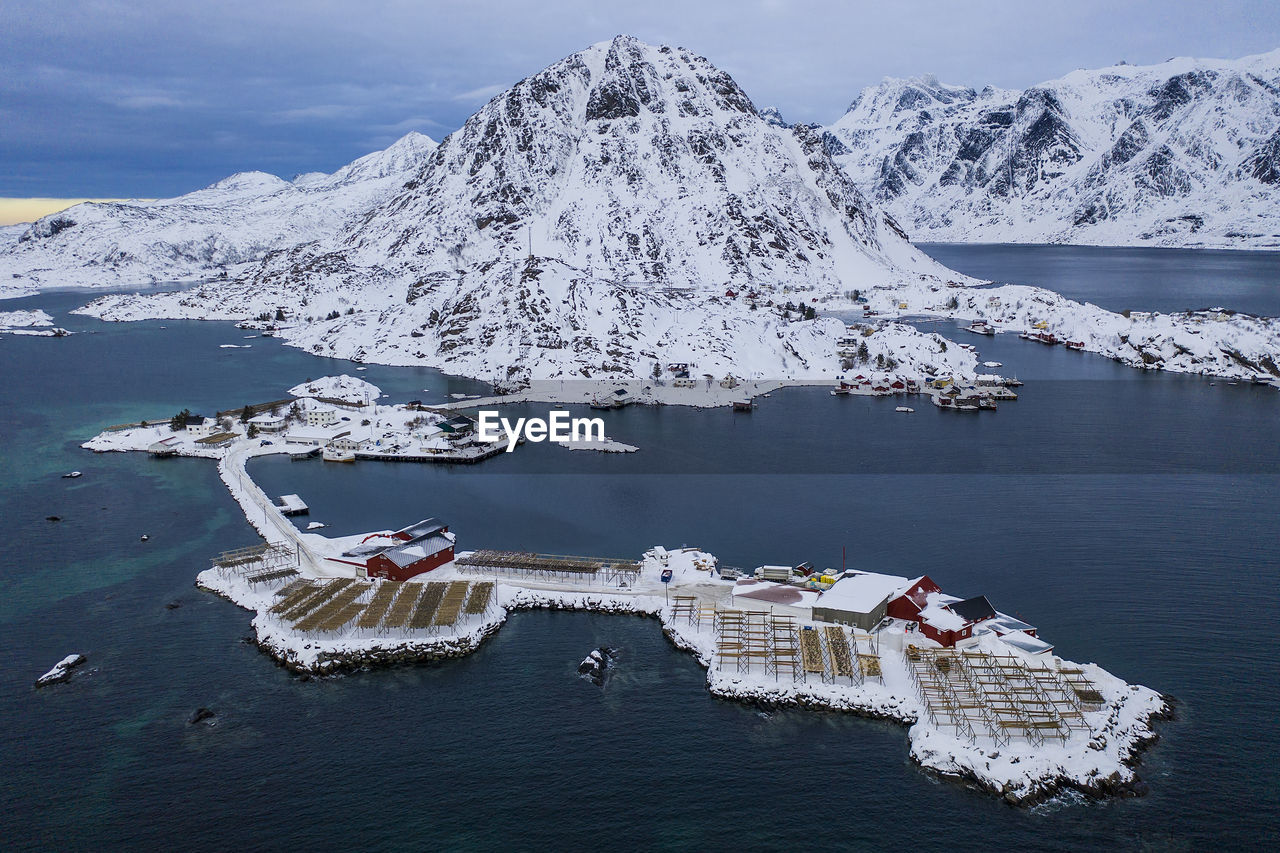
[0, 132, 438, 295]
[825, 49, 1280, 248]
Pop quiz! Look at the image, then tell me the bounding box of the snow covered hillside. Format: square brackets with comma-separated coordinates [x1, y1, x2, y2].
[825, 50, 1280, 248]
[0, 132, 437, 296]
[74, 36, 968, 385]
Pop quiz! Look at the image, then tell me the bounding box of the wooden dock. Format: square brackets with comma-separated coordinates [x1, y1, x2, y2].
[276, 494, 309, 515]
[456, 550, 640, 582]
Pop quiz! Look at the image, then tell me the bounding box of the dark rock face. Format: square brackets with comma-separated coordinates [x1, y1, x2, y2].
[1244, 127, 1280, 184]
[187, 707, 216, 725]
[758, 106, 790, 129]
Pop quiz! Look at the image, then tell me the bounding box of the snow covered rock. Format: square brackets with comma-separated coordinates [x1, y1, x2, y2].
[578, 646, 617, 685]
[287, 374, 382, 401]
[35, 654, 85, 687]
[826, 49, 1280, 248]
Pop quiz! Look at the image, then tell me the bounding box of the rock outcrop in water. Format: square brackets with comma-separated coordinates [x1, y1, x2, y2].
[35, 654, 85, 687]
[577, 646, 618, 685]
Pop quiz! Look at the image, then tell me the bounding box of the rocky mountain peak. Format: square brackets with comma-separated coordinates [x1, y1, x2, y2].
[339, 34, 917, 293]
[826, 50, 1280, 248]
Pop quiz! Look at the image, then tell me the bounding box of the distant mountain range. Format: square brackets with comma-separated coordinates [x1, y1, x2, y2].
[822, 49, 1280, 248]
[0, 132, 437, 293]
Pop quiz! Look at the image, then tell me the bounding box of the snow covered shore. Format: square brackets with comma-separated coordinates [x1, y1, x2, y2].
[73, 261, 1280, 386]
[854, 279, 1280, 381]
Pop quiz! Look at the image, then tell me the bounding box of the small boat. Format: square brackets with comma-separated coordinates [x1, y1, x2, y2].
[964, 321, 996, 336]
[322, 446, 355, 462]
[895, 406, 914, 413]
[140, 534, 150, 542]
[62, 471, 82, 479]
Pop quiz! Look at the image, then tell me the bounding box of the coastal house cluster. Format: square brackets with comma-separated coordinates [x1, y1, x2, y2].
[733, 568, 1051, 655]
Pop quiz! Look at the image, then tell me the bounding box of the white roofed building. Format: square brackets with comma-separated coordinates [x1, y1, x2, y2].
[812, 571, 911, 629]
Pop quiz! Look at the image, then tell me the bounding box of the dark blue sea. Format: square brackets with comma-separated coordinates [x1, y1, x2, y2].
[2, 245, 1278, 850]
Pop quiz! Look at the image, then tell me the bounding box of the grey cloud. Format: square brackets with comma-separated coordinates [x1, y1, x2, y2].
[2, 0, 1276, 196]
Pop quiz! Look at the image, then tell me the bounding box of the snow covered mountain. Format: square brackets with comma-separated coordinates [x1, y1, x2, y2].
[79, 36, 965, 385]
[53, 36, 1280, 385]
[332, 35, 936, 291]
[825, 50, 1280, 248]
[0, 132, 437, 295]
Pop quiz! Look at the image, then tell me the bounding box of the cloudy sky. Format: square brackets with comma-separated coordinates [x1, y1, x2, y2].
[3, 0, 1278, 206]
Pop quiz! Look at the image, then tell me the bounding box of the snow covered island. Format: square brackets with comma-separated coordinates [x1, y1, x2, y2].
[84, 377, 515, 464]
[194, 538, 1168, 807]
[0, 309, 71, 337]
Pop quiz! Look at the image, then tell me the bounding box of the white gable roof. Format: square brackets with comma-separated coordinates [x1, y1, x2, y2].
[816, 571, 911, 614]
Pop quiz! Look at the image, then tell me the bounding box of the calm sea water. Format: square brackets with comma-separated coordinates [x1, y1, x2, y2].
[2, 246, 1278, 850]
[921, 242, 1280, 316]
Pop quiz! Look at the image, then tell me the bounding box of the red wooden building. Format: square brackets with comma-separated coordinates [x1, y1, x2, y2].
[328, 518, 455, 581]
[888, 577, 997, 647]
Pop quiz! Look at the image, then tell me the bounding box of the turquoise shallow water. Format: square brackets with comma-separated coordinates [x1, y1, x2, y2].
[2, 246, 1278, 850]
